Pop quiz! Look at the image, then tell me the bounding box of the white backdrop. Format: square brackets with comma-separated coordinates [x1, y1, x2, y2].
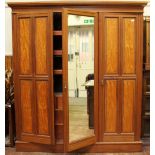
[5, 5, 12, 56]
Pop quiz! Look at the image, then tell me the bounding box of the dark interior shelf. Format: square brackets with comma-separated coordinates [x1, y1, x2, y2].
[142, 115, 150, 119]
[54, 50, 62, 56]
[55, 123, 64, 126]
[144, 92, 150, 96]
[55, 109, 63, 111]
[53, 31, 62, 35]
[54, 69, 62, 75]
[54, 92, 62, 96]
[53, 11, 63, 144]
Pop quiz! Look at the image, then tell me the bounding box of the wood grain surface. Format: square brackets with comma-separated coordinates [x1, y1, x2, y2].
[105, 18, 119, 74]
[20, 80, 33, 133]
[35, 17, 48, 75]
[36, 81, 49, 135]
[19, 18, 32, 75]
[104, 80, 117, 133]
[122, 80, 135, 133]
[122, 18, 135, 74]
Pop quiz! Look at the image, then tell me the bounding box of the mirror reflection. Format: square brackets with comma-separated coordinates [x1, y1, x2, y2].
[68, 15, 95, 143]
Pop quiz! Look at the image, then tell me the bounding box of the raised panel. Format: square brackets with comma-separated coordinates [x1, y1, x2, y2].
[122, 18, 136, 74]
[104, 80, 118, 132]
[105, 18, 119, 74]
[20, 80, 33, 133]
[19, 18, 32, 75]
[122, 80, 135, 133]
[36, 81, 49, 135]
[103, 134, 134, 142]
[35, 17, 48, 75]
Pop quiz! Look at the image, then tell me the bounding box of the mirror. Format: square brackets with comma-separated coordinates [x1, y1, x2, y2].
[68, 15, 95, 143]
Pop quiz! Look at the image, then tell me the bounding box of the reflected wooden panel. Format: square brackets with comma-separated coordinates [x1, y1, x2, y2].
[68, 15, 95, 143]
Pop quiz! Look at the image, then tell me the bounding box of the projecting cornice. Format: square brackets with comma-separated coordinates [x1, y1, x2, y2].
[7, 0, 148, 7]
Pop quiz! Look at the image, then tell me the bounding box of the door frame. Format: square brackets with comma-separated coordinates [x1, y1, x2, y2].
[62, 9, 99, 152]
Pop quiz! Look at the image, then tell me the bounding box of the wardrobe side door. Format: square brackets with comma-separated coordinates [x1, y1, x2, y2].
[99, 13, 140, 142]
[15, 13, 54, 144]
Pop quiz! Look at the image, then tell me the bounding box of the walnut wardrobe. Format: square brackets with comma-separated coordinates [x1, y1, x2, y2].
[8, 0, 147, 153]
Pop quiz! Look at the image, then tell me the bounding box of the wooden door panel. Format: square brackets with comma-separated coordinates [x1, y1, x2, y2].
[100, 13, 139, 142]
[36, 81, 49, 135]
[15, 13, 54, 144]
[19, 17, 32, 75]
[122, 80, 135, 133]
[104, 80, 118, 133]
[104, 18, 119, 75]
[35, 17, 48, 75]
[20, 80, 33, 134]
[122, 18, 136, 74]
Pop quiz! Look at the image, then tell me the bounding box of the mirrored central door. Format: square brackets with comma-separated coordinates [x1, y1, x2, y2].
[63, 9, 98, 152]
[68, 15, 95, 143]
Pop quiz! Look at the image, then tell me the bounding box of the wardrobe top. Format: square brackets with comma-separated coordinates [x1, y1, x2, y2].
[7, 0, 148, 7]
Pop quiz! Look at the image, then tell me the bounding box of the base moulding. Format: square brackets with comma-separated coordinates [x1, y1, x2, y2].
[16, 140, 142, 153]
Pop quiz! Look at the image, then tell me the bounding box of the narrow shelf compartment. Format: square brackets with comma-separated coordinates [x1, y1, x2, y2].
[54, 75, 62, 93]
[142, 115, 150, 119]
[55, 110, 63, 124]
[55, 124, 64, 142]
[54, 56, 62, 70]
[53, 12, 62, 31]
[144, 112, 150, 116]
[144, 92, 150, 96]
[54, 69, 62, 75]
[54, 92, 62, 96]
[53, 31, 62, 36]
[53, 12, 63, 144]
[54, 50, 62, 56]
[55, 109, 63, 111]
[55, 123, 64, 126]
[54, 92, 63, 110]
[53, 36, 62, 50]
